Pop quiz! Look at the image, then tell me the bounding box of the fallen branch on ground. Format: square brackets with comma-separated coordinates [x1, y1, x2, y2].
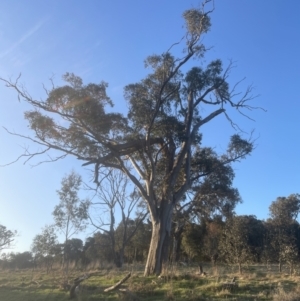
[104, 272, 131, 292]
[69, 272, 101, 298]
[222, 277, 238, 291]
[70, 273, 91, 299]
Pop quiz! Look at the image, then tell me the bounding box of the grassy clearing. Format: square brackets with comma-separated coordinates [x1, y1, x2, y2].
[1, 263, 300, 300]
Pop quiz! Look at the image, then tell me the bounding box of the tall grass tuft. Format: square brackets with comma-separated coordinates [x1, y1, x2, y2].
[273, 286, 300, 301]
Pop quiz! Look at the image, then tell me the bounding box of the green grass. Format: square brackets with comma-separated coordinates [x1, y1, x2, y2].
[1, 263, 300, 300]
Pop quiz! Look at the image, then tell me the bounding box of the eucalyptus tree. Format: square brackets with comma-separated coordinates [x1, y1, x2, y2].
[87, 169, 147, 267]
[269, 194, 300, 223]
[31, 225, 58, 272]
[1, 2, 257, 275]
[266, 194, 300, 272]
[0, 251, 33, 269]
[181, 223, 205, 262]
[121, 219, 152, 262]
[202, 217, 224, 267]
[171, 156, 240, 263]
[53, 171, 88, 276]
[0, 224, 17, 251]
[64, 238, 83, 267]
[220, 215, 264, 274]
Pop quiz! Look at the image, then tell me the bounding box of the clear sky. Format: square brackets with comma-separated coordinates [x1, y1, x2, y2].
[0, 0, 300, 253]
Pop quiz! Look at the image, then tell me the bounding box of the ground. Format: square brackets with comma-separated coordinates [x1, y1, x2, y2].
[0, 263, 299, 300]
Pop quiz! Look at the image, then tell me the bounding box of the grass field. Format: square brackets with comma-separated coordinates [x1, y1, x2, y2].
[1, 263, 300, 300]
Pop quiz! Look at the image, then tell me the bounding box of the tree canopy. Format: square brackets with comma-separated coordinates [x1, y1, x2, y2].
[0, 224, 17, 251]
[0, 2, 257, 275]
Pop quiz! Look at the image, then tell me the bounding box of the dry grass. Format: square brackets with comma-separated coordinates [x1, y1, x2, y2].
[272, 286, 300, 301]
[1, 263, 300, 300]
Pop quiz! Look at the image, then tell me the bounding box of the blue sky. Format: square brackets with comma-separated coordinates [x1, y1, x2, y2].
[0, 0, 300, 253]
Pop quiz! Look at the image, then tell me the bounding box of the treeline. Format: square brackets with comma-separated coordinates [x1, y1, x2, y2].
[178, 194, 300, 275]
[0, 220, 151, 271]
[1, 194, 300, 274]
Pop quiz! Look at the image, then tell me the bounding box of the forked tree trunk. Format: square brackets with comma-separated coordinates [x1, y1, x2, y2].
[144, 202, 173, 276]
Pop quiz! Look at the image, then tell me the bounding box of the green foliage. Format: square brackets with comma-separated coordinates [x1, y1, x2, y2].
[264, 194, 300, 268]
[64, 238, 83, 263]
[220, 215, 265, 269]
[31, 225, 58, 257]
[0, 251, 34, 269]
[53, 171, 88, 238]
[226, 134, 253, 160]
[181, 223, 205, 261]
[269, 194, 300, 223]
[202, 219, 223, 263]
[191, 147, 241, 219]
[1, 3, 257, 276]
[115, 218, 151, 263]
[0, 224, 17, 251]
[183, 8, 211, 36]
[84, 232, 114, 263]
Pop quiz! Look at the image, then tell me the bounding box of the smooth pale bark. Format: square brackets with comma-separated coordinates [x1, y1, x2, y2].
[144, 202, 174, 276]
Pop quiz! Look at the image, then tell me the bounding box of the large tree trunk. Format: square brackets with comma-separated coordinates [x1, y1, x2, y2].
[144, 202, 173, 276]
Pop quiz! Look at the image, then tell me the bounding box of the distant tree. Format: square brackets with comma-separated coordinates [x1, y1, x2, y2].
[65, 238, 83, 267]
[114, 218, 151, 263]
[80, 233, 114, 266]
[0, 253, 9, 269]
[0, 224, 17, 251]
[264, 221, 300, 274]
[220, 215, 264, 274]
[265, 194, 300, 273]
[91, 232, 114, 264]
[9, 252, 34, 269]
[53, 171, 88, 277]
[87, 169, 147, 267]
[202, 217, 224, 266]
[1, 2, 258, 275]
[31, 225, 58, 272]
[80, 237, 96, 268]
[280, 243, 298, 275]
[171, 159, 240, 263]
[181, 223, 205, 262]
[269, 194, 300, 223]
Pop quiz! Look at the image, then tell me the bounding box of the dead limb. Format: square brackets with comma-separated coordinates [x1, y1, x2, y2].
[69, 273, 91, 299]
[104, 272, 131, 292]
[221, 277, 238, 291]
